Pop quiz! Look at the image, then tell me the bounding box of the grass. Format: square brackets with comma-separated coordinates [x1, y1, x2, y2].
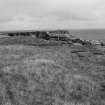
[0, 36, 105, 105]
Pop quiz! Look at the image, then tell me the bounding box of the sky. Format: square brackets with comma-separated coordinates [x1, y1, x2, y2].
[0, 0, 105, 30]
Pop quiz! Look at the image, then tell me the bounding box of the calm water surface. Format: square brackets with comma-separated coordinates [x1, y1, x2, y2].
[70, 29, 105, 40]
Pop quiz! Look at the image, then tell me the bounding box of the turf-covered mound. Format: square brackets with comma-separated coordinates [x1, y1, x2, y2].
[0, 55, 101, 105]
[0, 45, 105, 105]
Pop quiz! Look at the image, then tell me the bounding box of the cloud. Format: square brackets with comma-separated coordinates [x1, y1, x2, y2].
[44, 0, 104, 21]
[0, 15, 59, 30]
[0, 15, 35, 30]
[0, 0, 105, 30]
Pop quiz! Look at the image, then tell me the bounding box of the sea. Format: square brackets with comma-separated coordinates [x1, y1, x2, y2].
[70, 29, 105, 41]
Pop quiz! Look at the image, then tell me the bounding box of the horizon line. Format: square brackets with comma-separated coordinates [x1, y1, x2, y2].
[0, 28, 105, 33]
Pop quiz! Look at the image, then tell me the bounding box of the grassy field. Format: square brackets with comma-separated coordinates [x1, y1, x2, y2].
[0, 36, 105, 105]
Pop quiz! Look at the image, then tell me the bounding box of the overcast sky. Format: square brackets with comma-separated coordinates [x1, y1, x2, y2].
[0, 0, 105, 30]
